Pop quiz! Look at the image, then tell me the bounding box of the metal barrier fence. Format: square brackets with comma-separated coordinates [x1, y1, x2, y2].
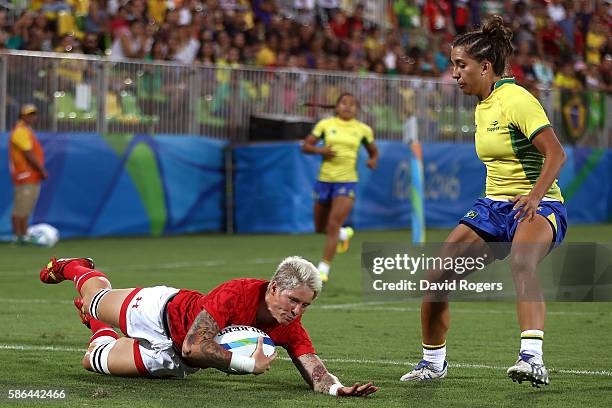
[0, 50, 609, 147]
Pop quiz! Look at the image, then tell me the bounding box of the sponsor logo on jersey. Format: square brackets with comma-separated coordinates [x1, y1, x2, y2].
[487, 120, 500, 132]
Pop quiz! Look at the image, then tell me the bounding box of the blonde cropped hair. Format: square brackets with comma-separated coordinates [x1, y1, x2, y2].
[269, 256, 322, 299]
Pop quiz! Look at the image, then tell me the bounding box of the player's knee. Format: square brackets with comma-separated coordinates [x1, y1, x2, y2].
[81, 278, 112, 306]
[509, 253, 537, 275]
[88, 339, 117, 375]
[82, 354, 93, 371]
[83, 288, 112, 318]
[326, 221, 341, 235]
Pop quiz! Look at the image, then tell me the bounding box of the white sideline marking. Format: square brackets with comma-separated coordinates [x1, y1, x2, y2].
[0, 298, 605, 316]
[0, 298, 73, 305]
[1, 343, 610, 377]
[0, 257, 279, 276]
[318, 302, 602, 316]
[102, 257, 279, 272]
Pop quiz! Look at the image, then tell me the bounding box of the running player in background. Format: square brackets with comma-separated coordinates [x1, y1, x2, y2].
[301, 93, 379, 283]
[400, 16, 567, 387]
[39, 256, 377, 397]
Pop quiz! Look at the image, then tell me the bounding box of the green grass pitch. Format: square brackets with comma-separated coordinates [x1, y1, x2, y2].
[0, 225, 610, 407]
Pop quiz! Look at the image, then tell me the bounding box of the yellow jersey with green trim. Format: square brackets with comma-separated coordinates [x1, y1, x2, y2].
[311, 116, 374, 182]
[475, 78, 563, 202]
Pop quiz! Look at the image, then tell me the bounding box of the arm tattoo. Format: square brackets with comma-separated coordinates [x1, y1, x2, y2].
[182, 310, 231, 370]
[293, 353, 338, 394]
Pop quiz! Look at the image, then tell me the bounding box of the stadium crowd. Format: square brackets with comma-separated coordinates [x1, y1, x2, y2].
[0, 0, 610, 92]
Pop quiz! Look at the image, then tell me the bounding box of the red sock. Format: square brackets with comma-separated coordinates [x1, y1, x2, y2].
[63, 264, 109, 293]
[63, 263, 93, 280]
[89, 319, 119, 344]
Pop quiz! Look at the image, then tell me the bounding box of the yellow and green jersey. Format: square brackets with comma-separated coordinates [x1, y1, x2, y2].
[311, 116, 374, 182]
[475, 78, 563, 202]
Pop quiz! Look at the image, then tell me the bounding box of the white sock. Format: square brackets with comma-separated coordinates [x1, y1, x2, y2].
[339, 227, 349, 241]
[88, 338, 117, 375]
[520, 330, 543, 362]
[423, 343, 446, 370]
[317, 260, 330, 275]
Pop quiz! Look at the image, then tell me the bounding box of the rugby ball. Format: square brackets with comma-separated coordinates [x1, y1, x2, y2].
[27, 223, 60, 247]
[213, 325, 275, 374]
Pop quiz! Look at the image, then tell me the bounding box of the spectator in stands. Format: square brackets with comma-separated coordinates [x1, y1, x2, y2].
[346, 25, 365, 61]
[419, 49, 439, 77]
[316, 0, 340, 25]
[585, 16, 608, 65]
[553, 61, 582, 91]
[110, 6, 130, 37]
[454, 0, 470, 34]
[392, 0, 421, 32]
[148, 0, 167, 23]
[547, 0, 566, 23]
[423, 0, 452, 34]
[54, 33, 81, 53]
[197, 40, 216, 64]
[329, 9, 349, 39]
[347, 3, 366, 32]
[599, 54, 612, 92]
[82, 32, 103, 55]
[510, 1, 537, 45]
[558, 1, 578, 52]
[512, 40, 535, 85]
[83, 0, 110, 34]
[173, 24, 200, 65]
[536, 14, 566, 62]
[256, 32, 278, 66]
[147, 38, 168, 61]
[110, 19, 149, 59]
[584, 63, 604, 90]
[5, 11, 35, 49]
[434, 36, 451, 73]
[215, 29, 232, 60]
[26, 21, 51, 51]
[532, 55, 555, 88]
[291, 0, 316, 26]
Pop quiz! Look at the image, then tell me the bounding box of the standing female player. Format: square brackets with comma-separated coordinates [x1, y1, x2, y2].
[302, 93, 379, 283]
[400, 16, 567, 387]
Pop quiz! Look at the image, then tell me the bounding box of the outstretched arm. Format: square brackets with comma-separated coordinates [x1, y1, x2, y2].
[292, 353, 378, 397]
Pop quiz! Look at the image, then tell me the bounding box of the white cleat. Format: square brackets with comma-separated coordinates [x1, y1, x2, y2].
[507, 352, 550, 388]
[400, 360, 448, 382]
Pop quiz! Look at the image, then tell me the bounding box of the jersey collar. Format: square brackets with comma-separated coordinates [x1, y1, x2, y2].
[494, 77, 516, 89]
[481, 78, 516, 104]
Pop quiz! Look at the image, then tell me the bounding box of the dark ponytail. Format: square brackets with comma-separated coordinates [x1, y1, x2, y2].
[452, 15, 514, 76]
[302, 93, 359, 110]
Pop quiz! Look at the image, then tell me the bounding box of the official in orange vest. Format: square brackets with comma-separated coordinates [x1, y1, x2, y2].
[8, 104, 48, 244]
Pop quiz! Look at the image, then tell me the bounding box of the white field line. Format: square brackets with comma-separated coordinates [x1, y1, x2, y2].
[0, 258, 279, 277]
[0, 257, 280, 276]
[318, 302, 607, 316]
[0, 298, 607, 316]
[0, 298, 73, 304]
[0, 343, 610, 377]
